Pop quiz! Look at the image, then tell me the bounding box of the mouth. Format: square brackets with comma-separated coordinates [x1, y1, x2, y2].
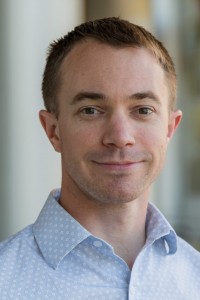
[92, 160, 143, 171]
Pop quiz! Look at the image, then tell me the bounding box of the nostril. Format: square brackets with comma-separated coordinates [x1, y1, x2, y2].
[102, 129, 135, 148]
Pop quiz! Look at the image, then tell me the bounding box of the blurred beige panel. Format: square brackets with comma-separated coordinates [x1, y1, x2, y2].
[0, 0, 85, 241]
[86, 0, 151, 28]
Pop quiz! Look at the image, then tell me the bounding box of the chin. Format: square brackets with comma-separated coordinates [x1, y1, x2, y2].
[86, 186, 146, 205]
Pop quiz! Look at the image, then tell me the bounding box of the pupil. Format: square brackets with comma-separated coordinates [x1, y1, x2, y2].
[86, 107, 95, 114]
[140, 108, 149, 114]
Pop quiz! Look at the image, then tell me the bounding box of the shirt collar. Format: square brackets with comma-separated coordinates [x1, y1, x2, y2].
[145, 202, 177, 255]
[33, 190, 177, 269]
[33, 189, 90, 269]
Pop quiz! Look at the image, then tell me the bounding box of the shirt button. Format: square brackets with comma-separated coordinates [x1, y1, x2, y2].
[93, 240, 103, 247]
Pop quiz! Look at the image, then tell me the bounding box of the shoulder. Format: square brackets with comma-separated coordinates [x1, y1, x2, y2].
[0, 225, 34, 252]
[0, 225, 36, 268]
[176, 235, 200, 266]
[0, 225, 46, 299]
[169, 236, 200, 291]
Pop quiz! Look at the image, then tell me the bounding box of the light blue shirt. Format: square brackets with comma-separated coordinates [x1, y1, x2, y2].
[0, 189, 200, 299]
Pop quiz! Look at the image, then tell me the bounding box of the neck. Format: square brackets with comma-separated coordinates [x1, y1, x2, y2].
[59, 183, 149, 269]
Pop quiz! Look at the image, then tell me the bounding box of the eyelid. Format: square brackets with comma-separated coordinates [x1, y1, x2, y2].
[133, 104, 154, 111]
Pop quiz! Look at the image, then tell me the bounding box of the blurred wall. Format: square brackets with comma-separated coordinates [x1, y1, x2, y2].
[86, 0, 151, 28]
[0, 0, 85, 240]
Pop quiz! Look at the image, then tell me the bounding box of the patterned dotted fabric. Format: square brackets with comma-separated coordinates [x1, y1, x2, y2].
[0, 189, 200, 299]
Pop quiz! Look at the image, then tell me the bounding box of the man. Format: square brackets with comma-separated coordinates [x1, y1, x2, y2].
[0, 17, 199, 299]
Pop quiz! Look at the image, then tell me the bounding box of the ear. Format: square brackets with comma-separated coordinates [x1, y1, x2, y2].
[39, 110, 61, 152]
[167, 110, 182, 141]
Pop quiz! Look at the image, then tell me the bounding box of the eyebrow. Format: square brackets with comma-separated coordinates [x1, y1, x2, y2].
[70, 92, 106, 105]
[129, 91, 160, 103]
[70, 90, 160, 105]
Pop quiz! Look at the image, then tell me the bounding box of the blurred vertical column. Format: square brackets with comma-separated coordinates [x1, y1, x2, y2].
[86, 0, 152, 29]
[0, 0, 85, 240]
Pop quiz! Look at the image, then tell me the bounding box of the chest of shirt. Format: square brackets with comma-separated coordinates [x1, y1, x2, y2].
[1, 240, 199, 300]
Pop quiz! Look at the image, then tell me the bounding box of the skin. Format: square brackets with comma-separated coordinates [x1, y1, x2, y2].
[40, 39, 182, 268]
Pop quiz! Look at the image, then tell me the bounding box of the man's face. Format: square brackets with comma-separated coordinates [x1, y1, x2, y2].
[42, 39, 181, 205]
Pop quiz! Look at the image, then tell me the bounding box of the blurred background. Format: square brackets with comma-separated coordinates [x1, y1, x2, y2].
[0, 0, 199, 250]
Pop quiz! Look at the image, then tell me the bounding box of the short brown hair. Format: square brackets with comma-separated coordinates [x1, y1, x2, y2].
[42, 17, 177, 116]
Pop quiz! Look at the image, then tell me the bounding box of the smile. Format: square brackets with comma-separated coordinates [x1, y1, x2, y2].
[92, 161, 142, 171]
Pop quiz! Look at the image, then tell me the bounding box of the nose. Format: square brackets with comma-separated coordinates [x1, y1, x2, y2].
[102, 112, 136, 149]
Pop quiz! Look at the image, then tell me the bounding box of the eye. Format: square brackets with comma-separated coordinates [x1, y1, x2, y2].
[137, 107, 154, 115]
[81, 107, 97, 115]
[81, 107, 99, 115]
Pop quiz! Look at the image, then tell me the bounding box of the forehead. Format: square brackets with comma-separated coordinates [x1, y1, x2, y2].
[58, 39, 168, 101]
[61, 39, 158, 73]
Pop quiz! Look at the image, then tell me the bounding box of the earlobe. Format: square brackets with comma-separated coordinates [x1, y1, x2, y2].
[167, 110, 182, 140]
[39, 110, 61, 152]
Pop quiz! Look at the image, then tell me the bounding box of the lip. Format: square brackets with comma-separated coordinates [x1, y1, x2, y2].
[92, 160, 142, 171]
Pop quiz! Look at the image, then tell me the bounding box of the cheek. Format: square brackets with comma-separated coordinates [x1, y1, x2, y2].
[59, 123, 100, 159]
[139, 124, 168, 158]
[139, 126, 168, 182]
